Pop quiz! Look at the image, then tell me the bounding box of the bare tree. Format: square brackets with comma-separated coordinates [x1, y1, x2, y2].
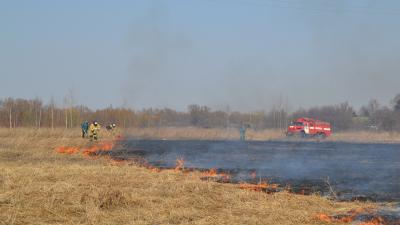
[9, 104, 12, 129]
[32, 98, 43, 128]
[67, 89, 75, 128]
[3, 98, 13, 129]
[49, 97, 55, 130]
[63, 96, 68, 129]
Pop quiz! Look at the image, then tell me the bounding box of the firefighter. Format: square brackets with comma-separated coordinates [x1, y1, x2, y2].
[240, 125, 246, 141]
[89, 121, 101, 141]
[105, 123, 116, 132]
[105, 123, 117, 136]
[81, 121, 89, 138]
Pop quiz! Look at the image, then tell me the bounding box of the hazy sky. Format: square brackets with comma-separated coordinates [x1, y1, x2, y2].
[1, 0, 400, 112]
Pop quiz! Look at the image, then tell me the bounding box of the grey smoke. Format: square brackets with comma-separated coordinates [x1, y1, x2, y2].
[124, 0, 400, 112]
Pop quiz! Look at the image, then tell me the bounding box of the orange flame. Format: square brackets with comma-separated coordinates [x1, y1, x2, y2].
[55, 146, 79, 154]
[201, 168, 231, 182]
[175, 157, 185, 171]
[315, 208, 369, 224]
[81, 141, 114, 156]
[338, 208, 366, 223]
[55, 139, 116, 160]
[315, 213, 333, 223]
[202, 168, 217, 177]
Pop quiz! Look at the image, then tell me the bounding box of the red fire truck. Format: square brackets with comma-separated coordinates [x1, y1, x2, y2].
[286, 117, 332, 138]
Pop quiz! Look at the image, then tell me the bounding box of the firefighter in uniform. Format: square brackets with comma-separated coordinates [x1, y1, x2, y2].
[89, 121, 100, 141]
[106, 123, 116, 132]
[240, 125, 246, 141]
[81, 120, 89, 138]
[106, 123, 117, 136]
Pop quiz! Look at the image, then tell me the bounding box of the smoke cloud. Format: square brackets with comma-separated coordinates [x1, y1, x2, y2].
[124, 0, 400, 112]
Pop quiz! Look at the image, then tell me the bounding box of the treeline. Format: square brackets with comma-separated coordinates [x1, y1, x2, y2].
[1, 94, 400, 131]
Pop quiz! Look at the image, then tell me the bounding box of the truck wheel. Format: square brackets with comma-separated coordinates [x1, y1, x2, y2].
[318, 133, 327, 139]
[300, 131, 307, 138]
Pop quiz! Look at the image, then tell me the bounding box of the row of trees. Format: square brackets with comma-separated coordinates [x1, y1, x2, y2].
[1, 94, 400, 131]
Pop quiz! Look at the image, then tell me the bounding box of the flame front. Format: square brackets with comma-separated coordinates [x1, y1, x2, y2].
[315, 213, 333, 223]
[81, 141, 114, 156]
[239, 181, 279, 192]
[55, 140, 115, 157]
[313, 208, 390, 225]
[201, 168, 231, 182]
[55, 146, 80, 154]
[202, 168, 217, 177]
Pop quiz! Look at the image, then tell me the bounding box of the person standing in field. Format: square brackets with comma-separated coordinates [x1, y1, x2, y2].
[81, 120, 89, 138]
[240, 125, 247, 141]
[89, 121, 100, 141]
[105, 123, 116, 132]
[105, 123, 116, 135]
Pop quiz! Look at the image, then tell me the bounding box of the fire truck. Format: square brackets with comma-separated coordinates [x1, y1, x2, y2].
[286, 117, 332, 138]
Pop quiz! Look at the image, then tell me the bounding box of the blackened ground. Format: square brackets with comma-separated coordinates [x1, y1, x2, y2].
[112, 140, 400, 202]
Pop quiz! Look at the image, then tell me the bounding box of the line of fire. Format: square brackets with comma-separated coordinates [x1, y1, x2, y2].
[54, 125, 400, 225]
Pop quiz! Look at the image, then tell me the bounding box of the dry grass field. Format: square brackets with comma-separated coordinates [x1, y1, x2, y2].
[0, 128, 379, 225]
[124, 127, 283, 141]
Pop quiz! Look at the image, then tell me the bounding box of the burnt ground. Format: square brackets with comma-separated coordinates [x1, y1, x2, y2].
[111, 140, 400, 202]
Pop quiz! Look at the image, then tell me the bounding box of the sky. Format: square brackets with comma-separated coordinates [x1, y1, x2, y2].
[1, 0, 400, 112]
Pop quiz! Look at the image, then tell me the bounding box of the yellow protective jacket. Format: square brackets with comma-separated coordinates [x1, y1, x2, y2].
[89, 123, 100, 135]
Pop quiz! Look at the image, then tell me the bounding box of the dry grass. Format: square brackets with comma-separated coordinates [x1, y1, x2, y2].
[0, 128, 373, 225]
[125, 127, 284, 141]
